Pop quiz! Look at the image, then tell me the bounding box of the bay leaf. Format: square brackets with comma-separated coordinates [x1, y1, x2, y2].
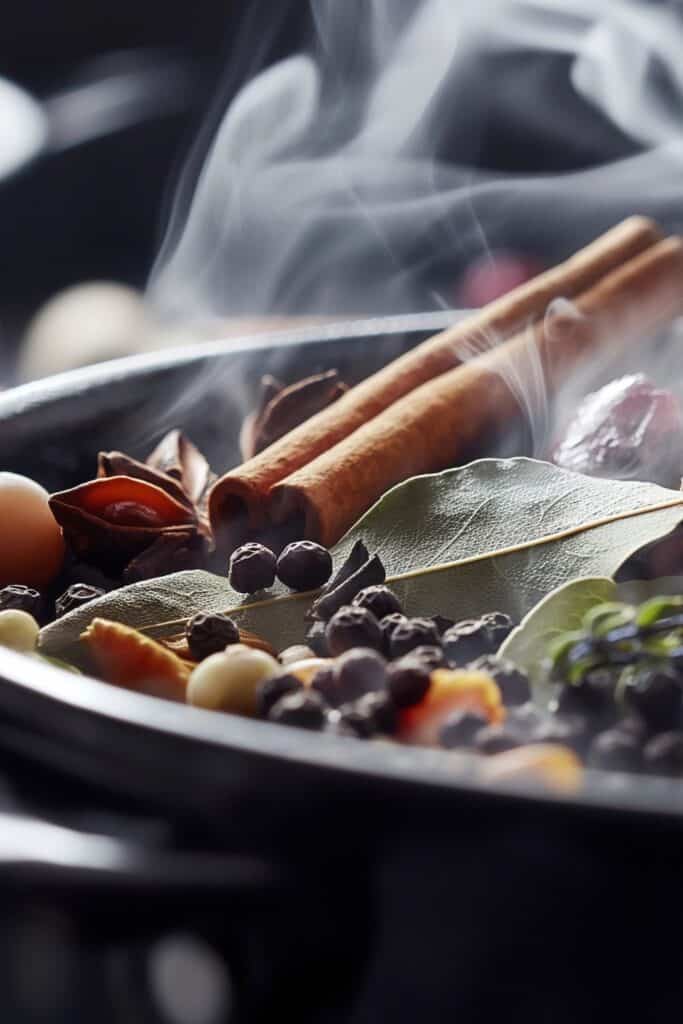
[40, 458, 683, 666]
[498, 577, 617, 689]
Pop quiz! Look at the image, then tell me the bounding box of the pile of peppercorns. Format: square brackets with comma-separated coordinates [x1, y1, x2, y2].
[189, 537, 548, 752]
[7, 531, 683, 781]
[188, 542, 683, 777]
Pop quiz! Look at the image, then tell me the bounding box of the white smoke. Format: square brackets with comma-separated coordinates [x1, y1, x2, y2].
[148, 0, 683, 323]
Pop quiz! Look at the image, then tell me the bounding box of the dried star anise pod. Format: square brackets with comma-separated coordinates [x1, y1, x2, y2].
[240, 370, 348, 459]
[50, 430, 215, 579]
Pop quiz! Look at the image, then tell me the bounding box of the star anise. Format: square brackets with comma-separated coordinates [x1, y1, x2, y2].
[50, 430, 215, 581]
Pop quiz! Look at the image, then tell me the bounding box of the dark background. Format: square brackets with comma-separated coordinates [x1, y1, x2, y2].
[0, 1, 310, 346]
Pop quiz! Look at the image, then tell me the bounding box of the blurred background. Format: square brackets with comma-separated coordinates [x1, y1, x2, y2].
[0, 0, 312, 384]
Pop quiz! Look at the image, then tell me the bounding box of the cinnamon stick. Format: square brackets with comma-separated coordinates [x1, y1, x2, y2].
[269, 237, 683, 547]
[209, 217, 662, 549]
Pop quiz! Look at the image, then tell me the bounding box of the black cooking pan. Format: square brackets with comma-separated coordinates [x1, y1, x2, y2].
[3, 315, 683, 1022]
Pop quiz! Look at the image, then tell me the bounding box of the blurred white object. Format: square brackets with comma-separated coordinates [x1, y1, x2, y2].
[18, 282, 334, 380]
[0, 77, 47, 180]
[0, 53, 197, 186]
[19, 282, 188, 380]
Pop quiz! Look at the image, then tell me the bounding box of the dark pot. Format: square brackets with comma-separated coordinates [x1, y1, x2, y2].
[1, 315, 682, 1022]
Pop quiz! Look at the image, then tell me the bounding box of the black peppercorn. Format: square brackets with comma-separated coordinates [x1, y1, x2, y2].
[553, 668, 617, 722]
[0, 584, 42, 618]
[621, 665, 683, 731]
[228, 542, 276, 593]
[618, 716, 649, 741]
[406, 645, 445, 671]
[389, 617, 440, 659]
[443, 619, 494, 666]
[55, 583, 105, 618]
[379, 613, 408, 655]
[337, 704, 376, 738]
[276, 541, 333, 591]
[355, 691, 398, 735]
[529, 714, 589, 753]
[470, 655, 531, 706]
[310, 663, 340, 706]
[336, 647, 386, 701]
[305, 620, 329, 657]
[256, 673, 303, 718]
[439, 709, 488, 749]
[386, 658, 431, 707]
[475, 723, 523, 755]
[352, 585, 403, 621]
[325, 605, 383, 656]
[643, 731, 683, 777]
[268, 690, 326, 730]
[588, 728, 642, 772]
[186, 612, 240, 660]
[480, 611, 515, 647]
[429, 614, 455, 637]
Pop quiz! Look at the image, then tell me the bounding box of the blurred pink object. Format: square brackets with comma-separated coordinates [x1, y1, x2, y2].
[458, 251, 544, 307]
[553, 374, 683, 486]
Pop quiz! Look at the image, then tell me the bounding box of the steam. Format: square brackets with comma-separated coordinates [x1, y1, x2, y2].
[149, 0, 683, 324]
[143, 1, 683, 478]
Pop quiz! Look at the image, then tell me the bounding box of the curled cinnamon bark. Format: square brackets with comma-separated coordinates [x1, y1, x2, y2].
[210, 216, 662, 551]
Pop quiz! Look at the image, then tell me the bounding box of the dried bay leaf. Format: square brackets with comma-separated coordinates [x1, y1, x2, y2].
[41, 458, 683, 667]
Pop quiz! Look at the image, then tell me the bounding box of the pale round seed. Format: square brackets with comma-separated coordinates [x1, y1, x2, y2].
[0, 609, 40, 653]
[187, 647, 280, 715]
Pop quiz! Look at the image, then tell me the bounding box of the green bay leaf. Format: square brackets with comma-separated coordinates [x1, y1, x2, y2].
[498, 577, 617, 689]
[40, 458, 683, 666]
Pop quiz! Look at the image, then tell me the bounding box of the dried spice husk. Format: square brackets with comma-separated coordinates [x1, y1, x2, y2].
[100, 429, 215, 532]
[309, 552, 386, 621]
[50, 476, 197, 572]
[98, 451, 193, 511]
[147, 429, 214, 507]
[318, 539, 369, 598]
[54, 430, 216, 579]
[240, 376, 284, 460]
[241, 371, 348, 460]
[81, 617, 190, 701]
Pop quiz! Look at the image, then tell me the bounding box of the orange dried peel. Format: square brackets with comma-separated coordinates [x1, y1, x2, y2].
[399, 668, 504, 745]
[82, 617, 190, 702]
